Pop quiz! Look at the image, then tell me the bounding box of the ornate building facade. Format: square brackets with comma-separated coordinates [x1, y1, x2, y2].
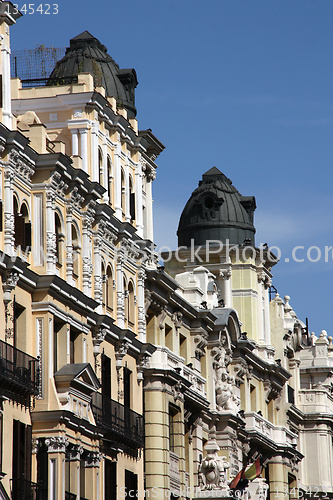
[0, 3, 332, 500]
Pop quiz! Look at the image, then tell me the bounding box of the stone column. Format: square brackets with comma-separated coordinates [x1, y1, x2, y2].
[65, 204, 73, 285]
[125, 159, 131, 222]
[84, 452, 103, 500]
[268, 459, 288, 499]
[71, 129, 79, 156]
[263, 277, 272, 345]
[67, 445, 84, 499]
[93, 231, 103, 313]
[146, 171, 155, 242]
[137, 268, 146, 341]
[116, 251, 125, 328]
[257, 272, 265, 344]
[114, 138, 122, 219]
[91, 120, 99, 182]
[0, 29, 12, 128]
[79, 128, 88, 173]
[46, 191, 56, 274]
[45, 436, 69, 500]
[218, 269, 232, 307]
[82, 204, 95, 297]
[4, 168, 14, 255]
[102, 139, 108, 202]
[135, 161, 144, 237]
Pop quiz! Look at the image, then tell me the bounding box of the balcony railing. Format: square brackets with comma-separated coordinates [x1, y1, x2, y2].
[91, 392, 144, 450]
[65, 493, 76, 500]
[11, 478, 46, 500]
[0, 339, 39, 405]
[20, 76, 78, 88]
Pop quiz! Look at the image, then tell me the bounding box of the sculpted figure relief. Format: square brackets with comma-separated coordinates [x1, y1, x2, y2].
[212, 330, 239, 413]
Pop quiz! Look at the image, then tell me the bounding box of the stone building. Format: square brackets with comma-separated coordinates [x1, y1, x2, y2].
[0, 2, 332, 500]
[0, 7, 161, 500]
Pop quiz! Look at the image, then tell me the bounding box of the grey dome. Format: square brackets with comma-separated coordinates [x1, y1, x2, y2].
[49, 31, 138, 118]
[177, 167, 256, 247]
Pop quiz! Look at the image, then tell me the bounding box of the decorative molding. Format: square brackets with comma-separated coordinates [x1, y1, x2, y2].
[51, 172, 68, 197]
[9, 149, 34, 181]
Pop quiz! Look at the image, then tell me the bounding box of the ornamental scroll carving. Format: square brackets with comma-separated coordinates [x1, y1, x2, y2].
[9, 150, 34, 181]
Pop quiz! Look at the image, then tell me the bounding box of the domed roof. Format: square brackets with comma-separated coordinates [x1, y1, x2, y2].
[49, 31, 138, 118]
[177, 167, 256, 247]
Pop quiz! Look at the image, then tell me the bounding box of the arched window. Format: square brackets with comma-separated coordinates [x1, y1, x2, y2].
[106, 266, 113, 311]
[55, 212, 63, 265]
[98, 148, 104, 187]
[128, 281, 135, 327]
[123, 275, 128, 323]
[129, 177, 135, 222]
[101, 261, 106, 305]
[107, 156, 112, 204]
[71, 224, 80, 277]
[121, 169, 126, 216]
[14, 198, 31, 250]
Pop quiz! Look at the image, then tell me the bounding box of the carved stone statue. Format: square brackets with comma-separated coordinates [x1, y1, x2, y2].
[199, 431, 230, 492]
[212, 330, 240, 413]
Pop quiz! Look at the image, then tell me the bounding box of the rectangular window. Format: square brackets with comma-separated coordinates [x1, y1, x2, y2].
[287, 385, 295, 405]
[165, 324, 173, 350]
[125, 470, 137, 500]
[69, 329, 79, 365]
[130, 193, 135, 221]
[53, 321, 59, 374]
[105, 459, 116, 500]
[13, 300, 25, 350]
[123, 367, 131, 408]
[169, 405, 178, 453]
[80, 458, 86, 499]
[37, 441, 48, 498]
[250, 384, 256, 411]
[102, 354, 111, 399]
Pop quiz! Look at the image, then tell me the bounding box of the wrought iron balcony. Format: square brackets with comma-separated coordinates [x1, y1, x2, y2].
[11, 477, 46, 500]
[91, 392, 144, 450]
[0, 339, 39, 405]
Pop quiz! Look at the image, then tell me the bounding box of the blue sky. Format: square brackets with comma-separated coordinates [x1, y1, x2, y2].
[10, 0, 333, 336]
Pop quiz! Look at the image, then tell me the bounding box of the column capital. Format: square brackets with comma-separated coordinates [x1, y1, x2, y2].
[85, 451, 103, 468]
[45, 436, 69, 453]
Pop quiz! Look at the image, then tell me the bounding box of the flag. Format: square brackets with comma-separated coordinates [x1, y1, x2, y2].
[229, 458, 262, 489]
[243, 458, 261, 481]
[229, 467, 245, 489]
